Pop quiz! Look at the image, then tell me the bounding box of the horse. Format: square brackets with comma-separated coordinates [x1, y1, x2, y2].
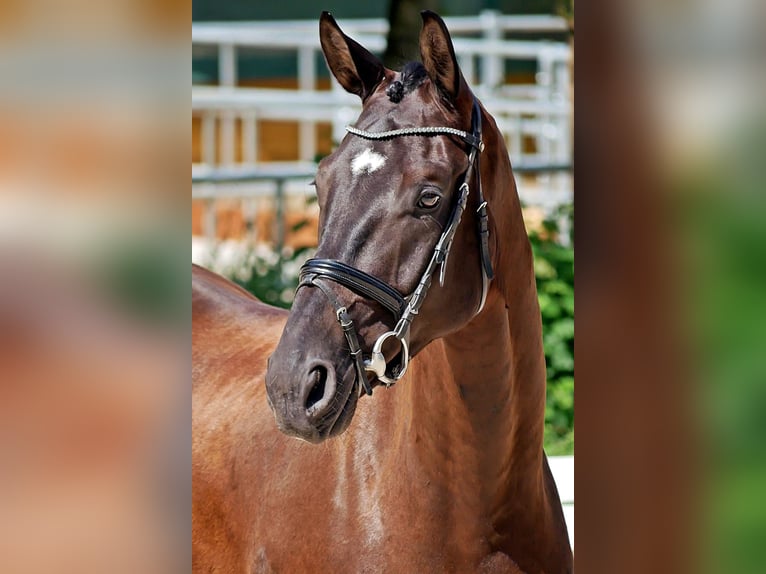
[192, 11, 572, 573]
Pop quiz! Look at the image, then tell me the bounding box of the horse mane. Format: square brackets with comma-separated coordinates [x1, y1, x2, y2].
[386, 61, 428, 103]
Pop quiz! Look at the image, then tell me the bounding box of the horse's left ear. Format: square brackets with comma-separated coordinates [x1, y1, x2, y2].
[419, 11, 471, 108]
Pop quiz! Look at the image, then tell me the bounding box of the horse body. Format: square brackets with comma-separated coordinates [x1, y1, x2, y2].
[193, 268, 478, 571]
[193, 270, 568, 573]
[193, 11, 571, 573]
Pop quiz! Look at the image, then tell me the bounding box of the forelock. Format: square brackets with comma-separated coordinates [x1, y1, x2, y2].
[385, 62, 428, 103]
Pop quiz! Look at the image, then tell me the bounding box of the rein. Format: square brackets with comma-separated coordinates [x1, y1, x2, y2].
[297, 97, 494, 396]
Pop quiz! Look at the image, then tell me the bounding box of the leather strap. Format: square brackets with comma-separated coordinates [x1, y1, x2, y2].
[300, 259, 406, 317]
[297, 276, 373, 396]
[469, 99, 494, 281]
[475, 152, 494, 280]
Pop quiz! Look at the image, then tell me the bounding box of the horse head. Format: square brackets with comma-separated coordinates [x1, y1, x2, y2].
[266, 11, 496, 443]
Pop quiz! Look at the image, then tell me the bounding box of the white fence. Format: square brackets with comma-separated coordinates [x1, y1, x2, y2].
[549, 455, 575, 547]
[192, 12, 573, 242]
[192, 11, 571, 167]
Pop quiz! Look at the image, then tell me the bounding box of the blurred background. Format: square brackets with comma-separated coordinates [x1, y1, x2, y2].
[574, 1, 766, 573]
[0, 0, 763, 572]
[0, 1, 189, 573]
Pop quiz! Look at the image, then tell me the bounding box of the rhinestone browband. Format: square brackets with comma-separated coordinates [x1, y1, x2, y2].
[346, 125, 471, 141]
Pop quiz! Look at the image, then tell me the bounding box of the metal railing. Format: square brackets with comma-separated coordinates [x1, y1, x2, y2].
[192, 163, 316, 247]
[191, 162, 572, 247]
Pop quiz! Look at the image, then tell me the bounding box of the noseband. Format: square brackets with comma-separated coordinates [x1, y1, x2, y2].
[297, 98, 494, 396]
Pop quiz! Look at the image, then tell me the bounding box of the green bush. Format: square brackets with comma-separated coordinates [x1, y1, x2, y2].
[529, 206, 574, 456]
[232, 246, 312, 309]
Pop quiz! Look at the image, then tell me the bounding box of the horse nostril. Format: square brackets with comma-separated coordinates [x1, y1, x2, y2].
[305, 365, 328, 411]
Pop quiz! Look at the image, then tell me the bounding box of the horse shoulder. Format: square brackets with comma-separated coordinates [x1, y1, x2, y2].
[193, 265, 291, 573]
[192, 263, 286, 320]
[191, 263, 287, 436]
[192, 264, 287, 368]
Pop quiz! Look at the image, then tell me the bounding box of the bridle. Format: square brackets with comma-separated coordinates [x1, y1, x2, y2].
[297, 97, 494, 396]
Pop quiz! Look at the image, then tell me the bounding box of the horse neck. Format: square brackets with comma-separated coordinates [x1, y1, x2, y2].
[441, 258, 547, 515]
[456, 114, 547, 495]
[409, 120, 551, 531]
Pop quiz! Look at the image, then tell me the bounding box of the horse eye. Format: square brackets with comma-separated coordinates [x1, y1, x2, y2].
[417, 191, 441, 209]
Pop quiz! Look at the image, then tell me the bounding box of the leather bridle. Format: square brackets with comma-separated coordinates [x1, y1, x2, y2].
[297, 97, 494, 396]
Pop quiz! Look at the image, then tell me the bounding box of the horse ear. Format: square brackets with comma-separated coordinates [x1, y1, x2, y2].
[320, 12, 385, 100]
[419, 11, 469, 106]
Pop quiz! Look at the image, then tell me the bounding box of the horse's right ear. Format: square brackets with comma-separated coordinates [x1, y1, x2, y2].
[419, 11, 471, 109]
[319, 12, 385, 100]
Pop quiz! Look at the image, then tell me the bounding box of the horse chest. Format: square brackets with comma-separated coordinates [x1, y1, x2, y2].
[249, 445, 488, 573]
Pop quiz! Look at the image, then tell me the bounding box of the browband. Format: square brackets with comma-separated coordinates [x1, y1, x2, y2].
[345, 124, 483, 152]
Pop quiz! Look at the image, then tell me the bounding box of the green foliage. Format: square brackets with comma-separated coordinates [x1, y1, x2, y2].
[232, 246, 312, 309]
[529, 206, 574, 456]
[94, 232, 186, 327]
[675, 122, 766, 573]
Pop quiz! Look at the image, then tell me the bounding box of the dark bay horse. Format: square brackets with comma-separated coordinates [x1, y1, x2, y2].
[193, 11, 572, 573]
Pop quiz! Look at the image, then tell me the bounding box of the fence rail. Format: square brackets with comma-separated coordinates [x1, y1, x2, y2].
[192, 161, 573, 247]
[192, 13, 569, 40]
[191, 85, 570, 168]
[192, 162, 572, 186]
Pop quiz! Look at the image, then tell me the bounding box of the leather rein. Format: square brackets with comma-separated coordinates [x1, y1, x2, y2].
[297, 97, 494, 396]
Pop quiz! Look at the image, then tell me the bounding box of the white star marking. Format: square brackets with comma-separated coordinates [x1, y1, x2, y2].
[351, 148, 386, 175]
